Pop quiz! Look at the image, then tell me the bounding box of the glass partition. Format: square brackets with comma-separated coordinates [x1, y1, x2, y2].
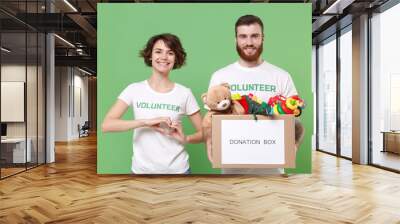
[1, 30, 28, 177]
[317, 35, 337, 155]
[0, 1, 46, 179]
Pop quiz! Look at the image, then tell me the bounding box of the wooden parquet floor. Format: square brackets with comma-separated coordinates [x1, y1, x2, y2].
[1, 135, 400, 224]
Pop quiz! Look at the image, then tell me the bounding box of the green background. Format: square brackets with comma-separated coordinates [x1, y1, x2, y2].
[97, 3, 312, 174]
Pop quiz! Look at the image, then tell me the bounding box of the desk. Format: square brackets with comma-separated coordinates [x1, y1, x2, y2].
[1, 138, 31, 163]
[381, 131, 400, 154]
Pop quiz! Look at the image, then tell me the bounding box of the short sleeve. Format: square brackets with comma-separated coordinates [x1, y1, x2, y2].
[282, 73, 298, 97]
[185, 89, 200, 115]
[118, 84, 134, 106]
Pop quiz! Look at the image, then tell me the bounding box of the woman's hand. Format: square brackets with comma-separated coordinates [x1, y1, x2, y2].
[144, 117, 173, 134]
[145, 118, 186, 144]
[168, 121, 187, 145]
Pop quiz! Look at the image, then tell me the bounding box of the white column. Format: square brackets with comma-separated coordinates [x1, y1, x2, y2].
[45, 0, 55, 163]
[352, 14, 369, 164]
[46, 32, 55, 163]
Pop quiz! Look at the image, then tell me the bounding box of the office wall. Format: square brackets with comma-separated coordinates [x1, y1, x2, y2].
[55, 67, 69, 141]
[1, 65, 42, 139]
[72, 72, 89, 138]
[1, 63, 45, 168]
[54, 67, 89, 141]
[1, 82, 24, 122]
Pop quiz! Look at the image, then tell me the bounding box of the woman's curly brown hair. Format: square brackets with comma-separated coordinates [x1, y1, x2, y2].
[140, 33, 187, 69]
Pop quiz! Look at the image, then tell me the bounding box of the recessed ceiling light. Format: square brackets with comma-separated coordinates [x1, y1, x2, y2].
[77, 67, 93, 76]
[63, 0, 78, 12]
[322, 0, 354, 15]
[1, 47, 11, 53]
[54, 34, 75, 48]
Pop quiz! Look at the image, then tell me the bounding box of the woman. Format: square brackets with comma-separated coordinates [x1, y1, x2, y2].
[102, 33, 203, 174]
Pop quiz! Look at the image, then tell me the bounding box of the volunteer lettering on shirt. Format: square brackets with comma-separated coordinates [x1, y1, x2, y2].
[230, 83, 276, 92]
[118, 80, 200, 174]
[209, 61, 297, 100]
[136, 102, 181, 112]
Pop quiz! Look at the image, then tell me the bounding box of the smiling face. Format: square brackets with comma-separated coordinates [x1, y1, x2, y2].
[151, 40, 176, 75]
[235, 23, 264, 62]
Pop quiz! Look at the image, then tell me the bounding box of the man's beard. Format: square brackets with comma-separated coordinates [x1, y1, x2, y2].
[236, 44, 263, 62]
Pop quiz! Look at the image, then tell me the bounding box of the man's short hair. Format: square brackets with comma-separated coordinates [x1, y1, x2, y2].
[140, 33, 186, 69]
[235, 15, 264, 36]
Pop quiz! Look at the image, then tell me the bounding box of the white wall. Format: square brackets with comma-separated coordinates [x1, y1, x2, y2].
[55, 67, 69, 141]
[1, 66, 26, 131]
[55, 67, 89, 141]
[1, 65, 41, 137]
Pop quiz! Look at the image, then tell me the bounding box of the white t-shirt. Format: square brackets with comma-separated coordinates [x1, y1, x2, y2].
[209, 61, 297, 175]
[209, 61, 297, 99]
[118, 80, 200, 174]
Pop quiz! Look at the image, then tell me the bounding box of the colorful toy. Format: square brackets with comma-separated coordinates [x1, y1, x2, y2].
[231, 93, 305, 117]
[267, 95, 305, 117]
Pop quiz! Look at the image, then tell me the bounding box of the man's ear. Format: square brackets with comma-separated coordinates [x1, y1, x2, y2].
[201, 93, 208, 104]
[221, 83, 230, 89]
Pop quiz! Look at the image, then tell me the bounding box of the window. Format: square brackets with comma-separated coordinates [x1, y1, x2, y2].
[339, 28, 352, 158]
[371, 2, 400, 171]
[317, 35, 337, 154]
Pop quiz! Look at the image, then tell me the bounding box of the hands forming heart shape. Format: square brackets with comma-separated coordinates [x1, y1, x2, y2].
[145, 117, 186, 144]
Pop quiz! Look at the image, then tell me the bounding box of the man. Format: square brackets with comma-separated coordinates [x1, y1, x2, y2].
[208, 15, 304, 175]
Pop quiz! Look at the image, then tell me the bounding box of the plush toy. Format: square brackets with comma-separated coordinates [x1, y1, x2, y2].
[201, 83, 245, 161]
[202, 83, 245, 133]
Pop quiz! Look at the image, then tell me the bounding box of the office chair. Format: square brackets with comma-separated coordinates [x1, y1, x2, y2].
[79, 121, 90, 138]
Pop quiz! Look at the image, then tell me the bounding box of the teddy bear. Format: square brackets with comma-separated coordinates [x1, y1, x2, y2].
[201, 83, 245, 161]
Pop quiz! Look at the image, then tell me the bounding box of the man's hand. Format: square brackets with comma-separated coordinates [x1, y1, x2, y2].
[206, 139, 213, 164]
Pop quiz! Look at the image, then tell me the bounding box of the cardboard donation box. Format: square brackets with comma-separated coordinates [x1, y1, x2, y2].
[211, 114, 296, 168]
